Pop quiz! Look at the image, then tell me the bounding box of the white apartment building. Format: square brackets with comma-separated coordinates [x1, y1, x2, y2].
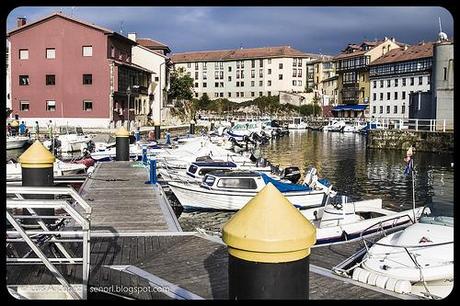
[128, 33, 171, 125]
[171, 46, 320, 103]
[369, 42, 433, 119]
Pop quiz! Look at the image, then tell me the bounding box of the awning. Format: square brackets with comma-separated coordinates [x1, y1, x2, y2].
[332, 104, 368, 112]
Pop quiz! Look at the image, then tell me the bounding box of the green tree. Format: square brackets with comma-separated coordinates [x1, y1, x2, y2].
[167, 67, 194, 103]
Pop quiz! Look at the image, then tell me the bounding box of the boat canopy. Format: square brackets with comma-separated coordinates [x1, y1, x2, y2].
[191, 161, 237, 168]
[332, 104, 367, 112]
[260, 173, 311, 193]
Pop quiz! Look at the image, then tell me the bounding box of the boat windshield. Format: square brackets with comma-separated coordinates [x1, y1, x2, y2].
[419, 202, 453, 227]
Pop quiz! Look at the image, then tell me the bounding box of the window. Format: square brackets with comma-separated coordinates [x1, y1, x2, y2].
[194, 82, 198, 87]
[46, 74, 55, 85]
[19, 49, 29, 59]
[373, 93, 376, 101]
[220, 71, 224, 79]
[386, 106, 390, 114]
[46, 48, 56, 59]
[259, 80, 263, 86]
[228, 92, 232, 97]
[240, 82, 244, 87]
[293, 58, 298, 67]
[418, 76, 423, 85]
[267, 91, 271, 96]
[379, 93, 383, 100]
[297, 69, 302, 77]
[380, 80, 384, 88]
[195, 72, 199, 79]
[402, 91, 406, 99]
[215, 82, 219, 87]
[292, 69, 297, 77]
[268, 80, 272, 86]
[203, 62, 207, 70]
[373, 81, 376, 88]
[195, 93, 199, 98]
[187, 63, 191, 68]
[251, 92, 255, 97]
[241, 70, 244, 78]
[410, 77, 414, 86]
[155, 77, 159, 82]
[279, 74, 283, 80]
[83, 74, 93, 85]
[236, 92, 240, 97]
[268, 59, 271, 64]
[236, 82, 240, 87]
[394, 105, 398, 114]
[195, 63, 199, 70]
[373, 106, 376, 113]
[82, 46, 93, 57]
[279, 63, 283, 69]
[215, 71, 219, 79]
[259, 59, 263, 67]
[241, 61, 245, 68]
[240, 92, 244, 97]
[251, 81, 255, 87]
[20, 100, 29, 111]
[214, 93, 219, 98]
[220, 92, 224, 97]
[394, 79, 399, 87]
[228, 76, 232, 82]
[387, 92, 390, 100]
[228, 66, 232, 72]
[251, 60, 255, 68]
[251, 70, 255, 78]
[259, 69, 263, 77]
[19, 75, 29, 85]
[46, 100, 56, 112]
[380, 106, 383, 114]
[292, 80, 297, 86]
[268, 69, 272, 75]
[203, 72, 207, 80]
[298, 59, 302, 66]
[402, 104, 406, 114]
[203, 82, 207, 88]
[402, 78, 406, 86]
[215, 62, 219, 69]
[298, 80, 302, 86]
[387, 80, 391, 87]
[443, 67, 447, 80]
[394, 92, 398, 100]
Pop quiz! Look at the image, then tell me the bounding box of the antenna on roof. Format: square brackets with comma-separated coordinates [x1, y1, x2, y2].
[120, 21, 124, 35]
[438, 17, 443, 32]
[437, 17, 448, 41]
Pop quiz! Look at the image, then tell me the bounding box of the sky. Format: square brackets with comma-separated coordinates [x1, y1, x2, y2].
[6, 6, 454, 56]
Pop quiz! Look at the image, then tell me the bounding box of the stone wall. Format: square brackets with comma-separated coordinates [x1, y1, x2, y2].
[366, 130, 454, 152]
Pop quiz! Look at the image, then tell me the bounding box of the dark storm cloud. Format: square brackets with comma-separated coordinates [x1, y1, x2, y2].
[7, 6, 453, 55]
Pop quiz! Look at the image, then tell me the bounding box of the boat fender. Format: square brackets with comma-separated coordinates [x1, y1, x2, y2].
[367, 272, 379, 286]
[352, 267, 364, 281]
[385, 278, 398, 292]
[394, 280, 412, 294]
[375, 275, 389, 289]
[358, 269, 371, 283]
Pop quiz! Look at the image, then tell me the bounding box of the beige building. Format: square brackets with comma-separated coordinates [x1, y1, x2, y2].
[333, 37, 404, 117]
[171, 46, 321, 103]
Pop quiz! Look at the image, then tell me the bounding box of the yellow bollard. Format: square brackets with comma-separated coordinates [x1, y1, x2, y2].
[115, 126, 130, 161]
[18, 140, 56, 224]
[222, 183, 316, 299]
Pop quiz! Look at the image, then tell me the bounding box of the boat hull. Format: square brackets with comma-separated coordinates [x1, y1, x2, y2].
[7, 137, 30, 150]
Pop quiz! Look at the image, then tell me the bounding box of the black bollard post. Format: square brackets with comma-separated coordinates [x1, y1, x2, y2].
[115, 126, 130, 161]
[154, 123, 161, 140]
[189, 119, 196, 135]
[222, 183, 316, 299]
[18, 140, 56, 225]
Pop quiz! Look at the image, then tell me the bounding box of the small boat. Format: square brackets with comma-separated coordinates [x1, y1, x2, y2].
[300, 198, 425, 245]
[322, 120, 346, 132]
[43, 126, 92, 153]
[168, 169, 335, 211]
[288, 117, 308, 130]
[332, 204, 453, 299]
[6, 159, 87, 179]
[90, 142, 158, 162]
[7, 135, 30, 150]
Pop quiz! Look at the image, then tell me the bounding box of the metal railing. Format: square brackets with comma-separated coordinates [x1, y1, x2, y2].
[6, 186, 92, 300]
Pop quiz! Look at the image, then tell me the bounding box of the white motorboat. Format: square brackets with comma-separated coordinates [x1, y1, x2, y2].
[226, 120, 274, 140]
[90, 142, 158, 162]
[7, 135, 30, 150]
[43, 126, 92, 153]
[333, 205, 453, 299]
[6, 159, 87, 180]
[300, 198, 425, 245]
[288, 117, 308, 130]
[322, 120, 346, 132]
[168, 169, 335, 211]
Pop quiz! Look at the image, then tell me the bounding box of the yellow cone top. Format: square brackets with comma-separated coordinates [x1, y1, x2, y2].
[115, 126, 130, 137]
[11, 120, 19, 127]
[222, 183, 316, 263]
[18, 140, 55, 167]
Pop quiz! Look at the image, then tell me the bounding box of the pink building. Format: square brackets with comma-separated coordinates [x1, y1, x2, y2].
[7, 13, 153, 128]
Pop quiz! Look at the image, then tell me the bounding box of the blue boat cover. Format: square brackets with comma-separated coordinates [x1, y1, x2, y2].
[318, 178, 331, 187]
[332, 104, 368, 112]
[260, 173, 312, 192]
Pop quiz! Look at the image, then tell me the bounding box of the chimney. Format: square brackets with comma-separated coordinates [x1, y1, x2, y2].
[128, 33, 137, 42]
[17, 17, 27, 27]
[384, 36, 388, 41]
[391, 37, 395, 42]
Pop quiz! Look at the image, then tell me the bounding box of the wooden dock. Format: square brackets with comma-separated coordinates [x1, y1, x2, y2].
[7, 161, 415, 300]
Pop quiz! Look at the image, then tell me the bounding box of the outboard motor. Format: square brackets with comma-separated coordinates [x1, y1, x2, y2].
[280, 166, 301, 184]
[256, 157, 268, 168]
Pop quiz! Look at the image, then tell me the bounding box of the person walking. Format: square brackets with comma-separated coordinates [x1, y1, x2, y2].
[19, 121, 26, 136]
[47, 120, 53, 140]
[34, 121, 40, 140]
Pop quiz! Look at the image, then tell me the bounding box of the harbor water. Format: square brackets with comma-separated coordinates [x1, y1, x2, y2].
[178, 130, 454, 233]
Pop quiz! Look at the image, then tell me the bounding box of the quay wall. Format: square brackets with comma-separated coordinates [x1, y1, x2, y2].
[366, 130, 454, 152]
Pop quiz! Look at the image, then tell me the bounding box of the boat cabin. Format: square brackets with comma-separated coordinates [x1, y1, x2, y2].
[186, 161, 238, 179]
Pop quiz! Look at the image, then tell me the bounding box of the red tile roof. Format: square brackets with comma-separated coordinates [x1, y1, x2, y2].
[333, 38, 407, 60]
[137, 38, 171, 52]
[171, 46, 321, 63]
[369, 42, 434, 66]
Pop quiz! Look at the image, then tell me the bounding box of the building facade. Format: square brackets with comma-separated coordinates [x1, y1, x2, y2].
[171, 46, 320, 103]
[333, 37, 403, 117]
[368, 42, 433, 119]
[7, 13, 152, 129]
[128, 33, 172, 126]
[432, 37, 454, 130]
